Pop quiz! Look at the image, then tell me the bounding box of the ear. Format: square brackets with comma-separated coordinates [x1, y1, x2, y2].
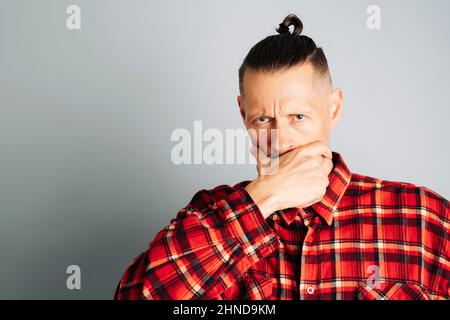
[329, 88, 343, 129]
[237, 95, 246, 121]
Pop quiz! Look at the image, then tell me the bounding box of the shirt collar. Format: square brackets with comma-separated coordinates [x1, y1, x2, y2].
[278, 151, 352, 227]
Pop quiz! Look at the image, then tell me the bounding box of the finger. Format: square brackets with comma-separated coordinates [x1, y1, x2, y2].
[297, 141, 332, 160]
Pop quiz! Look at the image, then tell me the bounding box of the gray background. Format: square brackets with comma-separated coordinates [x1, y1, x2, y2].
[0, 0, 448, 299]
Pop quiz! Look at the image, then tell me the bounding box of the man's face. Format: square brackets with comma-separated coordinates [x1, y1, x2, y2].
[237, 62, 343, 157]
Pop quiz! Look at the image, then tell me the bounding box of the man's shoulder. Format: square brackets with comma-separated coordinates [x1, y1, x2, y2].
[348, 172, 448, 221]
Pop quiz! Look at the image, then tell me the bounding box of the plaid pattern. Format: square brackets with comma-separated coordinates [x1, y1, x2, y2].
[114, 151, 449, 300]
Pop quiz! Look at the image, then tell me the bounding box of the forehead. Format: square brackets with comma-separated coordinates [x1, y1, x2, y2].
[242, 63, 327, 108]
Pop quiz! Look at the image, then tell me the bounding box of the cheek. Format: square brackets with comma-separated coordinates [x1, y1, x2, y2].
[293, 118, 328, 142]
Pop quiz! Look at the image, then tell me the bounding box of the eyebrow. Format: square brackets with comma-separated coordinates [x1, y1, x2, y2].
[248, 105, 314, 120]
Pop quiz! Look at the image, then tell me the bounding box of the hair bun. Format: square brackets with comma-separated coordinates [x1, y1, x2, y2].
[276, 14, 303, 35]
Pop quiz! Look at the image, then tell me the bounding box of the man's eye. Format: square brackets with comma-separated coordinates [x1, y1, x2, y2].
[255, 116, 270, 124]
[294, 114, 305, 121]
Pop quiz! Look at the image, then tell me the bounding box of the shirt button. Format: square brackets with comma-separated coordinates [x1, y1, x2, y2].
[306, 286, 315, 295]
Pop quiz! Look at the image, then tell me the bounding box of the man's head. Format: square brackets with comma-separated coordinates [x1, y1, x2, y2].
[237, 14, 343, 156]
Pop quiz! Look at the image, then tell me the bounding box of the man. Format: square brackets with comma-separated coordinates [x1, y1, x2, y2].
[114, 14, 449, 300]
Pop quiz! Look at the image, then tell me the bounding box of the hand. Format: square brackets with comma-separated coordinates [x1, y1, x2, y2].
[245, 140, 334, 219]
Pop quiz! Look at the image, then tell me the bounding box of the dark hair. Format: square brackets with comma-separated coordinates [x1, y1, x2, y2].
[238, 14, 331, 96]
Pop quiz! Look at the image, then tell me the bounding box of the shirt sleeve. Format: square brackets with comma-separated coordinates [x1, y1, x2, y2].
[114, 186, 280, 300]
[418, 186, 450, 299]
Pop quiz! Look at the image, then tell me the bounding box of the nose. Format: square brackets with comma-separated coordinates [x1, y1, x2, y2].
[274, 121, 299, 155]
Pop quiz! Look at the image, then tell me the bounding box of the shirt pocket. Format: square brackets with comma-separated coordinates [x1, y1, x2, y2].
[356, 281, 430, 300]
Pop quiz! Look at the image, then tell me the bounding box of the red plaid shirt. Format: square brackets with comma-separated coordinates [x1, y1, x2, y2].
[114, 151, 449, 300]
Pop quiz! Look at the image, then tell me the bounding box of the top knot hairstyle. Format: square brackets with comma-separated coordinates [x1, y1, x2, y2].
[238, 14, 331, 96]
